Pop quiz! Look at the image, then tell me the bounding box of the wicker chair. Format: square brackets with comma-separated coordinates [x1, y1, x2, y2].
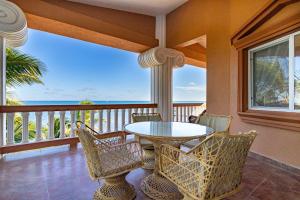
[159, 131, 257, 200]
[130, 113, 162, 170]
[77, 125, 143, 200]
[184, 113, 232, 148]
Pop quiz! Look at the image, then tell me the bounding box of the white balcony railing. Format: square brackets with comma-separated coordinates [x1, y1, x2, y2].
[173, 103, 205, 122]
[0, 103, 204, 154]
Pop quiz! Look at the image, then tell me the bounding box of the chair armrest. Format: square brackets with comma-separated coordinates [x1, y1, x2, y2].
[95, 140, 143, 163]
[188, 115, 198, 123]
[159, 144, 206, 172]
[160, 144, 188, 161]
[94, 136, 125, 148]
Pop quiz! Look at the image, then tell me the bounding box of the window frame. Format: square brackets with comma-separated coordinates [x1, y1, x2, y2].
[248, 33, 297, 112]
[231, 0, 300, 131]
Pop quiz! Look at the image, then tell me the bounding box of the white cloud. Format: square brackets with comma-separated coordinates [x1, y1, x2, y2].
[175, 85, 206, 92]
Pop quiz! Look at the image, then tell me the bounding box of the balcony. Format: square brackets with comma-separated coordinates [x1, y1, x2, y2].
[0, 103, 204, 154]
[0, 0, 300, 200]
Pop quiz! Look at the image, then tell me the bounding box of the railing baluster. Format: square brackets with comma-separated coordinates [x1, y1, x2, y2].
[70, 111, 76, 137]
[150, 107, 153, 113]
[178, 107, 182, 122]
[146, 108, 149, 114]
[114, 109, 118, 131]
[98, 110, 103, 133]
[141, 108, 144, 114]
[128, 108, 132, 123]
[21, 112, 29, 143]
[59, 111, 65, 138]
[7, 113, 14, 145]
[121, 109, 125, 130]
[80, 110, 85, 123]
[90, 110, 95, 130]
[48, 111, 55, 139]
[107, 109, 111, 132]
[173, 108, 176, 122]
[35, 112, 42, 141]
[183, 106, 186, 122]
[187, 106, 191, 121]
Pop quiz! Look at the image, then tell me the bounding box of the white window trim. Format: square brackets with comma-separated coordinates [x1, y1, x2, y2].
[248, 30, 300, 113]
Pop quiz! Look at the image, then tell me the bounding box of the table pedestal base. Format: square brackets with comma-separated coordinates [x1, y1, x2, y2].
[141, 174, 183, 200]
[142, 148, 155, 170]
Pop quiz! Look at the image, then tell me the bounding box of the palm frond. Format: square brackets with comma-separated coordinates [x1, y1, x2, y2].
[6, 48, 46, 87]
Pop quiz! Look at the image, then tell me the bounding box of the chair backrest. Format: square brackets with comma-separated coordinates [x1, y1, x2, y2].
[132, 113, 162, 122]
[191, 131, 256, 199]
[196, 113, 232, 132]
[77, 128, 103, 180]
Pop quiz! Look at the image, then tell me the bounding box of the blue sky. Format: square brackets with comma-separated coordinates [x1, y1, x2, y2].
[11, 29, 206, 102]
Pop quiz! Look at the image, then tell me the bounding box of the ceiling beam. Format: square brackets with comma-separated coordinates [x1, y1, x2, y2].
[10, 0, 158, 53]
[176, 44, 206, 68]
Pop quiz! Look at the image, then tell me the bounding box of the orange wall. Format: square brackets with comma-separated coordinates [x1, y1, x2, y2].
[167, 0, 300, 168]
[168, 0, 231, 115]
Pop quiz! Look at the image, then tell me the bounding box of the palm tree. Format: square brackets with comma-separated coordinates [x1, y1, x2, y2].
[6, 48, 46, 88]
[5, 48, 46, 142]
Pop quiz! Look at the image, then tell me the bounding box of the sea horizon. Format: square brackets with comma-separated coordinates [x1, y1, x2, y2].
[21, 100, 205, 105]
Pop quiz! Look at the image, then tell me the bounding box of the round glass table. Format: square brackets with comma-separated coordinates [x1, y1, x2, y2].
[124, 121, 214, 200]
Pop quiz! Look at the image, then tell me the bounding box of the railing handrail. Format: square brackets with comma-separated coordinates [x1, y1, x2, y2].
[0, 103, 204, 113]
[0, 103, 158, 113]
[173, 103, 203, 107]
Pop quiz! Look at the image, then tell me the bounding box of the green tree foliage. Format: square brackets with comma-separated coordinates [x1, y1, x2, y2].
[77, 100, 95, 125]
[13, 115, 36, 143]
[6, 48, 46, 87]
[254, 59, 289, 107]
[53, 117, 71, 138]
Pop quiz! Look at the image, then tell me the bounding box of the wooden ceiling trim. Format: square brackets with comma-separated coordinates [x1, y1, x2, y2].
[231, 0, 300, 46]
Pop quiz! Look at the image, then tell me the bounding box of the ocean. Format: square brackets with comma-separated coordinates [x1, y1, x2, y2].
[22, 100, 204, 105]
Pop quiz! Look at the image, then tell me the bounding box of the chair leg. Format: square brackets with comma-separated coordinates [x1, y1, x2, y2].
[93, 173, 136, 200]
[142, 148, 155, 170]
[183, 195, 195, 200]
[179, 189, 195, 200]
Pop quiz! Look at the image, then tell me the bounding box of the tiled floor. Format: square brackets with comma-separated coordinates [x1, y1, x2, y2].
[0, 146, 299, 200]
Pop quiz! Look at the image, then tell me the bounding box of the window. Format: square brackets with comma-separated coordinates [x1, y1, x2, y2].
[248, 31, 300, 112]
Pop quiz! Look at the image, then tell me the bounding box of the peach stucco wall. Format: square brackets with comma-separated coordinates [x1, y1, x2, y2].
[229, 0, 300, 169]
[167, 0, 300, 168]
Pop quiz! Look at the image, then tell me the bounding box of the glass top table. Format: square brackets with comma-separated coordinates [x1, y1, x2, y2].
[124, 121, 214, 141]
[124, 121, 215, 200]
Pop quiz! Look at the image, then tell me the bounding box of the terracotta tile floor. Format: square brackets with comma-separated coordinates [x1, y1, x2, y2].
[0, 146, 299, 200]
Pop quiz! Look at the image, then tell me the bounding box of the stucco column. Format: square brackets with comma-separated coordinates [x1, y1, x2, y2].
[0, 37, 6, 147]
[138, 47, 185, 121]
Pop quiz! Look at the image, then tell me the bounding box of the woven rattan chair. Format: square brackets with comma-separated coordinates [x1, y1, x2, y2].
[184, 113, 232, 148]
[130, 113, 162, 170]
[159, 131, 257, 200]
[77, 125, 143, 200]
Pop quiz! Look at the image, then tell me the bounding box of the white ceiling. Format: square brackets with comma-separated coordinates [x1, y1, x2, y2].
[68, 0, 188, 16]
